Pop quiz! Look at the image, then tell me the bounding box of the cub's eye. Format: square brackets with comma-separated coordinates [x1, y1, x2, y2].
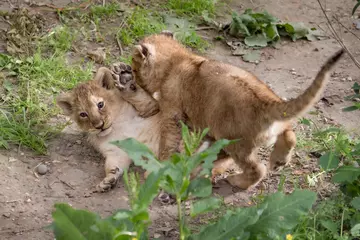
[97, 101, 104, 109]
[79, 112, 88, 118]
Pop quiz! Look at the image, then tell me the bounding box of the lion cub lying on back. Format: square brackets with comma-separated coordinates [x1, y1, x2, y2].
[56, 64, 230, 192]
[56, 64, 162, 192]
[131, 31, 344, 190]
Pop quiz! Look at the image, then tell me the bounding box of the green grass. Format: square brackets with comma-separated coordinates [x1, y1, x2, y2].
[167, 0, 216, 16]
[0, 45, 93, 153]
[42, 25, 76, 53]
[117, 7, 166, 46]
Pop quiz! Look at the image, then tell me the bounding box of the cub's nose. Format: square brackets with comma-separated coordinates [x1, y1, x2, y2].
[93, 121, 104, 129]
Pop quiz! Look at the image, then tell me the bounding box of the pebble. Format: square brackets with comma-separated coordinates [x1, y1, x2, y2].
[291, 71, 297, 75]
[8, 157, 17, 163]
[75, 140, 82, 145]
[347, 76, 353, 81]
[36, 164, 48, 175]
[340, 78, 346, 82]
[354, 98, 360, 102]
[3, 213, 10, 218]
[154, 233, 161, 238]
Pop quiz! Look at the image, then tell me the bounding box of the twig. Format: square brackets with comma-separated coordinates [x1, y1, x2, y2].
[316, 0, 360, 69]
[59, 179, 76, 190]
[103, 0, 106, 7]
[7, 0, 14, 8]
[333, 16, 360, 42]
[116, 36, 123, 56]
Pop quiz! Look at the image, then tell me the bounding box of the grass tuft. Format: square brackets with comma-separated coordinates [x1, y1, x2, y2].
[167, 0, 216, 16]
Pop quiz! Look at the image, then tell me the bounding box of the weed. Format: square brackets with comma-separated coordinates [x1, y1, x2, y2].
[51, 124, 317, 240]
[89, 2, 120, 21]
[42, 25, 76, 53]
[167, 0, 216, 17]
[117, 7, 165, 46]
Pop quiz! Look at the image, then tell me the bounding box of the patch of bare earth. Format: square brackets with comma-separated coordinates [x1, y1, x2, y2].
[1, 0, 360, 239]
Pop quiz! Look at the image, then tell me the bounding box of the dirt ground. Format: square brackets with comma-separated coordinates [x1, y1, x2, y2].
[1, 0, 360, 239]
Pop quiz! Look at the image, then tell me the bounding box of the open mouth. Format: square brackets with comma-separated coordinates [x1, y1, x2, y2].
[97, 125, 113, 137]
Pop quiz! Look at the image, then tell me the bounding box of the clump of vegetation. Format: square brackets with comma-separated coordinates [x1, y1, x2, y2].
[51, 124, 317, 240]
[117, 7, 166, 46]
[228, 9, 318, 48]
[343, 82, 360, 112]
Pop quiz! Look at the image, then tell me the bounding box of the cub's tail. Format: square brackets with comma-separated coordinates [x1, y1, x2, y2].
[270, 49, 344, 120]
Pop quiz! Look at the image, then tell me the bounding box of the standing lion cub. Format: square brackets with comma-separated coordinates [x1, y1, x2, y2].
[130, 31, 344, 190]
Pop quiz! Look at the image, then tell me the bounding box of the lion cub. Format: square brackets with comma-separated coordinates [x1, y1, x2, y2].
[130, 31, 344, 190]
[56, 65, 161, 192]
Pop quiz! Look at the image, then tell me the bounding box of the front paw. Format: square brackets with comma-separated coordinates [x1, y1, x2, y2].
[110, 62, 136, 92]
[96, 168, 123, 192]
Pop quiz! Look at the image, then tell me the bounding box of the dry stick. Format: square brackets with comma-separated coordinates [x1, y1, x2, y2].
[316, 0, 360, 69]
[116, 36, 123, 56]
[333, 16, 360, 42]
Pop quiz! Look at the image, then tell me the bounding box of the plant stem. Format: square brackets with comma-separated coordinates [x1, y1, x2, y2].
[177, 195, 185, 240]
[340, 208, 345, 237]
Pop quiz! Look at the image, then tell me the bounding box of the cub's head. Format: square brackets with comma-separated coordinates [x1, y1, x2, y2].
[56, 71, 119, 137]
[131, 30, 182, 92]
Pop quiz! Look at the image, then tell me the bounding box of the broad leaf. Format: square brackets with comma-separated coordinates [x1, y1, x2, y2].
[111, 138, 162, 173]
[321, 220, 338, 234]
[318, 151, 340, 171]
[187, 177, 212, 198]
[137, 170, 164, 210]
[246, 189, 316, 238]
[242, 50, 261, 63]
[187, 139, 234, 176]
[343, 104, 360, 112]
[351, 224, 360, 237]
[244, 34, 268, 47]
[351, 197, 360, 210]
[332, 166, 360, 183]
[190, 197, 222, 217]
[52, 203, 113, 240]
[264, 24, 280, 41]
[189, 205, 262, 240]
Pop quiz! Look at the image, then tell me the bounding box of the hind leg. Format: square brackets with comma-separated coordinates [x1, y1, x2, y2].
[269, 129, 296, 171]
[225, 142, 267, 190]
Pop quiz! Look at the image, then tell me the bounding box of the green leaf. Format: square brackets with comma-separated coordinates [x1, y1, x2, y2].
[277, 22, 310, 41]
[229, 12, 250, 37]
[246, 189, 317, 238]
[264, 23, 280, 41]
[299, 117, 311, 126]
[137, 170, 164, 211]
[190, 197, 222, 217]
[111, 138, 162, 173]
[351, 197, 360, 210]
[351, 224, 360, 237]
[242, 50, 261, 63]
[188, 138, 234, 176]
[187, 177, 212, 198]
[52, 203, 112, 240]
[321, 220, 338, 234]
[332, 166, 360, 183]
[244, 34, 268, 47]
[318, 152, 340, 171]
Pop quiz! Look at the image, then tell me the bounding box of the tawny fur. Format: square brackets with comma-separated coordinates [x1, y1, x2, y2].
[56, 66, 230, 191]
[131, 32, 344, 190]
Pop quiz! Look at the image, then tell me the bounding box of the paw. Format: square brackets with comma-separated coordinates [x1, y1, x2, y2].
[158, 191, 176, 204]
[110, 62, 136, 92]
[96, 168, 123, 192]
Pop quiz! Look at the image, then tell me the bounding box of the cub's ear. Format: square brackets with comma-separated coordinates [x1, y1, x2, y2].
[133, 43, 154, 62]
[56, 92, 74, 116]
[160, 30, 174, 39]
[94, 67, 115, 89]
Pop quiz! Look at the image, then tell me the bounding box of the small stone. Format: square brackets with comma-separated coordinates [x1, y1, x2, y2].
[26, 198, 31, 203]
[20, 152, 24, 156]
[340, 78, 346, 82]
[354, 98, 360, 102]
[291, 68, 295, 71]
[347, 76, 353, 81]
[36, 164, 48, 175]
[66, 143, 72, 148]
[154, 233, 161, 238]
[75, 140, 82, 145]
[3, 213, 11, 218]
[291, 71, 297, 75]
